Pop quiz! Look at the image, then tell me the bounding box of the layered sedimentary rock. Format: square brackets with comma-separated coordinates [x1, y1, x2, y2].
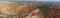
[0, 2, 44, 18]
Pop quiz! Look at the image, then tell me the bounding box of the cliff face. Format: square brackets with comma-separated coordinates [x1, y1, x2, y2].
[0, 2, 60, 18]
[0, 2, 44, 18]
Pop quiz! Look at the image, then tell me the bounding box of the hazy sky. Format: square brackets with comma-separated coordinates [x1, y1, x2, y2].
[0, 0, 60, 2]
[9, 0, 60, 1]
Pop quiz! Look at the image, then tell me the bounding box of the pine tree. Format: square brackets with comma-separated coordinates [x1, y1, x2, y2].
[38, 4, 52, 18]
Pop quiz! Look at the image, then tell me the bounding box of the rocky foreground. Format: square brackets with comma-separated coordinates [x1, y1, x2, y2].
[0, 2, 60, 18]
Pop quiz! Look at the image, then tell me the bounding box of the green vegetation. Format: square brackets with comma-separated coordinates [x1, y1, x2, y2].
[37, 4, 52, 18]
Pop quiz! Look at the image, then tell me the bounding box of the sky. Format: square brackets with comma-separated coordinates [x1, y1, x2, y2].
[0, 0, 60, 2]
[9, 0, 60, 2]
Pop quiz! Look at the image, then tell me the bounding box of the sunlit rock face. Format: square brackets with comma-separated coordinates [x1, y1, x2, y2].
[0, 1, 15, 18]
[25, 15, 40, 18]
[31, 15, 40, 18]
[0, 1, 44, 18]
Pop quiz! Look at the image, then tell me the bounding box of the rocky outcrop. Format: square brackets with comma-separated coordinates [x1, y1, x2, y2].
[0, 2, 44, 18]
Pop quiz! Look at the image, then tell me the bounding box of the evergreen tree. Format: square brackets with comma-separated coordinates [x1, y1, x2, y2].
[38, 4, 51, 18]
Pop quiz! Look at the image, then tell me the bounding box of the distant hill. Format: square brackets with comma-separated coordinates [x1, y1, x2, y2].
[9, 1, 60, 5]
